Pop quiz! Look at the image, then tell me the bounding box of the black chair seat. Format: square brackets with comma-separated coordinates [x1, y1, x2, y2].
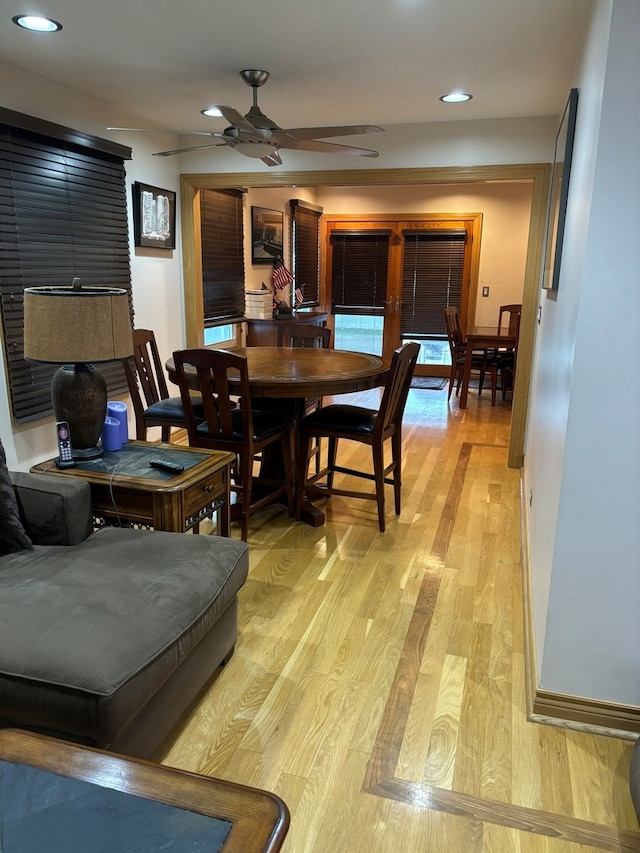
[145, 395, 204, 423]
[455, 353, 486, 369]
[196, 409, 294, 444]
[303, 405, 377, 437]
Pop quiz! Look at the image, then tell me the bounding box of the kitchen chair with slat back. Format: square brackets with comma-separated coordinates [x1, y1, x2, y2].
[172, 348, 295, 541]
[444, 306, 499, 404]
[277, 323, 332, 472]
[123, 328, 204, 442]
[296, 342, 420, 532]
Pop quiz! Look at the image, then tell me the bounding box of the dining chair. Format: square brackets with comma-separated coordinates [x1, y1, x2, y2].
[276, 323, 332, 350]
[443, 307, 499, 404]
[277, 322, 333, 471]
[498, 310, 521, 400]
[295, 342, 420, 532]
[123, 328, 204, 442]
[498, 303, 522, 335]
[172, 348, 295, 541]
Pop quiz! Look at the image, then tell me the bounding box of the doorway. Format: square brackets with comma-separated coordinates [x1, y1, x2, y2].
[324, 214, 482, 376]
[179, 164, 550, 467]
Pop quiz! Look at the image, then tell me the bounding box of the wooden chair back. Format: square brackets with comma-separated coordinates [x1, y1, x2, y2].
[123, 328, 183, 440]
[444, 306, 465, 355]
[376, 342, 421, 437]
[172, 348, 252, 450]
[277, 323, 332, 349]
[498, 304, 522, 335]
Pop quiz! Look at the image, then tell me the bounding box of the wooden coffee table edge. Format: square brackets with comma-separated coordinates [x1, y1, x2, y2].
[0, 729, 290, 852]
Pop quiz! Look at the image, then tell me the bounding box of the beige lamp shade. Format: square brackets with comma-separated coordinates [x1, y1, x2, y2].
[24, 285, 133, 363]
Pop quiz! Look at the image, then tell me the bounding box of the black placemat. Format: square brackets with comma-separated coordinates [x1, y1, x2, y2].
[0, 760, 231, 853]
[74, 444, 204, 480]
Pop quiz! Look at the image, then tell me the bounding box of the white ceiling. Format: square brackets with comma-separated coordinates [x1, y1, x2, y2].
[3, 0, 593, 143]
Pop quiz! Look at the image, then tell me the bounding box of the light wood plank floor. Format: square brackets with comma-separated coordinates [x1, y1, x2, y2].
[162, 387, 639, 852]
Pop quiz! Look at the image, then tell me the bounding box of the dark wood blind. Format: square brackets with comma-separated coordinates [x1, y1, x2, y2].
[330, 232, 390, 315]
[401, 231, 466, 338]
[0, 118, 133, 424]
[291, 199, 321, 306]
[200, 189, 245, 324]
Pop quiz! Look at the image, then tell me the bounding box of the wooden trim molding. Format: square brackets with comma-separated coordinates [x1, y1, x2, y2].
[521, 470, 640, 738]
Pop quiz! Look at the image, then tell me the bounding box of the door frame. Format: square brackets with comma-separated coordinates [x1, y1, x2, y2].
[323, 213, 482, 372]
[179, 163, 551, 468]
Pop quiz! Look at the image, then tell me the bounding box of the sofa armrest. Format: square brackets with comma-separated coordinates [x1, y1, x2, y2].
[10, 472, 93, 546]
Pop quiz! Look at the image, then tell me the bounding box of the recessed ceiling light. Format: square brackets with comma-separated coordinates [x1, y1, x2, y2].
[439, 92, 473, 104]
[201, 107, 222, 118]
[12, 14, 62, 32]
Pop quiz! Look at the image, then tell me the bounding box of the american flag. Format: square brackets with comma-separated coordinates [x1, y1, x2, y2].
[272, 260, 293, 291]
[295, 287, 304, 306]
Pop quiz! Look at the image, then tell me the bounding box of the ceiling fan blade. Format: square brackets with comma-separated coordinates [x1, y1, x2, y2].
[216, 106, 263, 139]
[281, 138, 379, 158]
[277, 124, 384, 141]
[261, 150, 283, 167]
[153, 141, 229, 157]
[107, 127, 221, 136]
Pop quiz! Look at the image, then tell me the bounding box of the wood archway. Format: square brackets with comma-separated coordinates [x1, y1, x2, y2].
[179, 163, 551, 468]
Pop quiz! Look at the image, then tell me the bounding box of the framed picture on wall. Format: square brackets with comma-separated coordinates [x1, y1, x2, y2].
[542, 88, 579, 291]
[251, 206, 284, 264]
[132, 182, 176, 250]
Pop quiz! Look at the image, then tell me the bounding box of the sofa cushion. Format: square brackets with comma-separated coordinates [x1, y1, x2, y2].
[0, 439, 32, 556]
[0, 528, 248, 745]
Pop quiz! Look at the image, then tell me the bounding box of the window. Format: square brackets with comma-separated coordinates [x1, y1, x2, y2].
[330, 230, 390, 355]
[200, 189, 245, 327]
[290, 199, 322, 306]
[400, 230, 466, 356]
[0, 109, 132, 424]
[330, 231, 390, 316]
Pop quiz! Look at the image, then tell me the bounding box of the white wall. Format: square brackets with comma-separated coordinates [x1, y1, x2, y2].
[524, 0, 640, 704]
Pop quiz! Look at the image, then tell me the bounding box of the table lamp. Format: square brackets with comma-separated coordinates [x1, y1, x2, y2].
[23, 279, 133, 459]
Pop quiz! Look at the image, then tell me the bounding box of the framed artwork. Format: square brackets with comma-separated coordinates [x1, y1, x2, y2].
[542, 88, 579, 290]
[251, 206, 284, 264]
[132, 182, 176, 250]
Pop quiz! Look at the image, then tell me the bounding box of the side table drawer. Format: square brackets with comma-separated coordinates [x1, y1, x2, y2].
[183, 468, 227, 519]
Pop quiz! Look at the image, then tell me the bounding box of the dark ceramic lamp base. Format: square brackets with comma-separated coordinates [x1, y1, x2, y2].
[51, 363, 106, 459]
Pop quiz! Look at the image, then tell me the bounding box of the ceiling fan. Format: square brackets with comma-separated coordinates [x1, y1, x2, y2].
[108, 69, 383, 167]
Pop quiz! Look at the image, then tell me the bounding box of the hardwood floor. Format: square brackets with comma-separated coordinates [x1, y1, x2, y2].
[161, 387, 639, 852]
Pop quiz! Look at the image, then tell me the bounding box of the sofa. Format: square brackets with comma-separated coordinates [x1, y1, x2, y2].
[0, 441, 248, 760]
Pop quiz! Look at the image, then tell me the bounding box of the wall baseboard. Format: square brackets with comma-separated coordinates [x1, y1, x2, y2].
[520, 474, 640, 740]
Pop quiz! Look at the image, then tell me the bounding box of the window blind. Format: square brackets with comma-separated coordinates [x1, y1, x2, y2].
[330, 231, 390, 315]
[200, 189, 245, 324]
[0, 115, 133, 424]
[291, 199, 322, 306]
[400, 231, 466, 338]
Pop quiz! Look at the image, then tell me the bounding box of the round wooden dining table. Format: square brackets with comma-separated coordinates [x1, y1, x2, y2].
[166, 347, 387, 400]
[165, 346, 389, 526]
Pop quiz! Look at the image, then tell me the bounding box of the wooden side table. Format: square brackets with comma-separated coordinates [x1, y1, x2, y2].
[31, 441, 234, 536]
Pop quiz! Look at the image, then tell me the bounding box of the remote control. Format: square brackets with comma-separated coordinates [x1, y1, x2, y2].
[149, 459, 184, 474]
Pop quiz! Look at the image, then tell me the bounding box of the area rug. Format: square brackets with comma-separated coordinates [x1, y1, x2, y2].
[410, 376, 447, 390]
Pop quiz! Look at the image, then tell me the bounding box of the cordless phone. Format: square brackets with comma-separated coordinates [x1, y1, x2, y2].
[55, 421, 76, 468]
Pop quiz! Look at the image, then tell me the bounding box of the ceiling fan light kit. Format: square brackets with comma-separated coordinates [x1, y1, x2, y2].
[109, 69, 383, 166]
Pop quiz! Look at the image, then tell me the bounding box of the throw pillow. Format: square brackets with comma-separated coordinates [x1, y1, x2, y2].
[0, 438, 33, 555]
